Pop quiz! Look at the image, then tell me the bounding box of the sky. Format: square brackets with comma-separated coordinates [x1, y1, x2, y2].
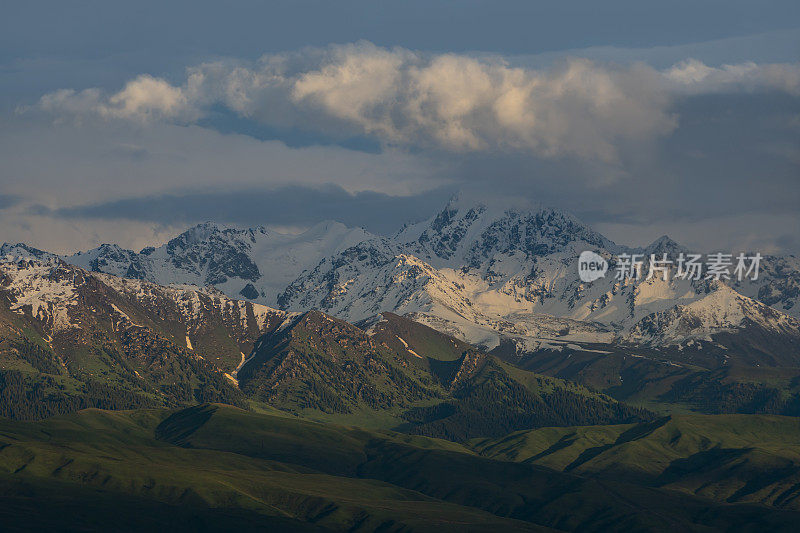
[1, 1, 799, 254]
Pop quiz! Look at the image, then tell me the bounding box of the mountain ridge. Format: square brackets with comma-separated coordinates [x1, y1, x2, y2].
[3, 195, 799, 369]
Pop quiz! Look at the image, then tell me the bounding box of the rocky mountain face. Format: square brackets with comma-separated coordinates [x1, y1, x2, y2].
[0, 257, 298, 418]
[395, 195, 615, 268]
[233, 308, 649, 438]
[236, 310, 442, 414]
[1, 257, 293, 369]
[4, 194, 799, 370]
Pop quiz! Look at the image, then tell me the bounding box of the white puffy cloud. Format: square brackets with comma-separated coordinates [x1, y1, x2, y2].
[186, 43, 677, 162]
[107, 75, 196, 120]
[30, 42, 800, 163]
[36, 74, 198, 122]
[281, 47, 676, 162]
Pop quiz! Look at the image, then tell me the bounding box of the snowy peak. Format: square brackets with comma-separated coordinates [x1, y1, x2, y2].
[628, 282, 800, 354]
[394, 195, 488, 262]
[8, 194, 800, 363]
[163, 223, 261, 285]
[461, 207, 613, 267]
[302, 219, 353, 238]
[640, 235, 687, 257]
[276, 238, 402, 316]
[68, 243, 146, 279]
[396, 194, 614, 268]
[0, 243, 55, 262]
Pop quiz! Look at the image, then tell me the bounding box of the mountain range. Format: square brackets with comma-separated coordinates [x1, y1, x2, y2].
[4, 196, 800, 530]
[3, 194, 800, 414]
[5, 194, 799, 354]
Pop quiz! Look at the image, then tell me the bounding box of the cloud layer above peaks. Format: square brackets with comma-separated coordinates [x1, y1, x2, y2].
[31, 42, 800, 164]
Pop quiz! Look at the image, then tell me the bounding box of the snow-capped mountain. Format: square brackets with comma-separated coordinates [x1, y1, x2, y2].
[627, 281, 800, 344]
[0, 243, 53, 261]
[273, 195, 800, 359]
[64, 220, 376, 307]
[395, 193, 616, 269]
[3, 194, 799, 362]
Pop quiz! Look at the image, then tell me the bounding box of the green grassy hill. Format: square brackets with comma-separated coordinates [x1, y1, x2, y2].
[470, 413, 800, 510]
[0, 405, 538, 532]
[0, 404, 798, 531]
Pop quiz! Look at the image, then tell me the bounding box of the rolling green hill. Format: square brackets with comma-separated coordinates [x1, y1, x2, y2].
[0, 404, 798, 532]
[470, 413, 800, 510]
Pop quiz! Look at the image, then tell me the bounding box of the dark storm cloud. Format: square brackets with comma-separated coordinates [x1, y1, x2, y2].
[40, 185, 456, 235]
